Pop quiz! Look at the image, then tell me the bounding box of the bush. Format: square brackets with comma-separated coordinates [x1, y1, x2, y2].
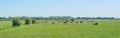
[71, 19, 74, 21]
[25, 18, 31, 25]
[32, 20, 36, 24]
[12, 18, 21, 27]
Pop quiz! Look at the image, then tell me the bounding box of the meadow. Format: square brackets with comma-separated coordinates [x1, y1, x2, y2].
[0, 20, 120, 38]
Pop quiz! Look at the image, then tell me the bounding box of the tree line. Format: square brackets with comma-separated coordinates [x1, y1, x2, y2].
[0, 16, 119, 21]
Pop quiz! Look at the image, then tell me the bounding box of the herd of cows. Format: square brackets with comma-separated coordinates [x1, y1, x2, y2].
[52, 20, 98, 25]
[37, 20, 99, 25]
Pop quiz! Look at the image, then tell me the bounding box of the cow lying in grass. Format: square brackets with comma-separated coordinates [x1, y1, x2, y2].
[92, 22, 98, 25]
[63, 22, 68, 24]
[51, 21, 57, 24]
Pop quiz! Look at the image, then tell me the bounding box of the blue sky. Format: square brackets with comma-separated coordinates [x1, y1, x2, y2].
[0, 0, 120, 17]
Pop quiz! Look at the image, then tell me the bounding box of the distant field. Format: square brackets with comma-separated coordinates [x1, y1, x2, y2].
[0, 20, 120, 38]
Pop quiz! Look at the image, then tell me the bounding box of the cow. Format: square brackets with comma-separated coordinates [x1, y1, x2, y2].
[51, 21, 57, 24]
[92, 22, 98, 25]
[76, 22, 81, 24]
[52, 22, 55, 24]
[63, 21, 70, 24]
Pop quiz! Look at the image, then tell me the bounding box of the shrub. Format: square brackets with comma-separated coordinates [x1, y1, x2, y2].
[32, 20, 36, 24]
[12, 18, 21, 27]
[25, 18, 31, 25]
[71, 19, 74, 22]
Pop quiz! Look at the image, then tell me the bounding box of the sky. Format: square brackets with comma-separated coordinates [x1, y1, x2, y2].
[0, 0, 120, 17]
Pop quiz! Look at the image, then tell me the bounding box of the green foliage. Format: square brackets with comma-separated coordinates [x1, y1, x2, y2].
[71, 19, 74, 21]
[25, 18, 31, 25]
[70, 18, 74, 23]
[12, 18, 21, 27]
[32, 20, 36, 24]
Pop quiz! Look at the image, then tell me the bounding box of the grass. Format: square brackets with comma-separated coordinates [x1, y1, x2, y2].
[0, 20, 120, 38]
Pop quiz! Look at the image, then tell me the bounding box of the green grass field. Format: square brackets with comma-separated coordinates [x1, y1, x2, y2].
[0, 20, 120, 38]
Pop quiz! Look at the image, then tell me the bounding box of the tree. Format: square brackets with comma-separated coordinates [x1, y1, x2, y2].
[25, 18, 31, 25]
[76, 17, 80, 19]
[12, 18, 21, 27]
[70, 18, 74, 23]
[71, 19, 74, 22]
[32, 20, 36, 24]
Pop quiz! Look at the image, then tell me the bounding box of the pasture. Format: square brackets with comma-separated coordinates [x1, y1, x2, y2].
[0, 20, 120, 38]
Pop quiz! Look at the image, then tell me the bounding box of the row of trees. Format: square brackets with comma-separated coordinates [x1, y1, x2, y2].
[76, 17, 115, 20]
[0, 16, 118, 21]
[12, 18, 36, 27]
[9, 16, 72, 21]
